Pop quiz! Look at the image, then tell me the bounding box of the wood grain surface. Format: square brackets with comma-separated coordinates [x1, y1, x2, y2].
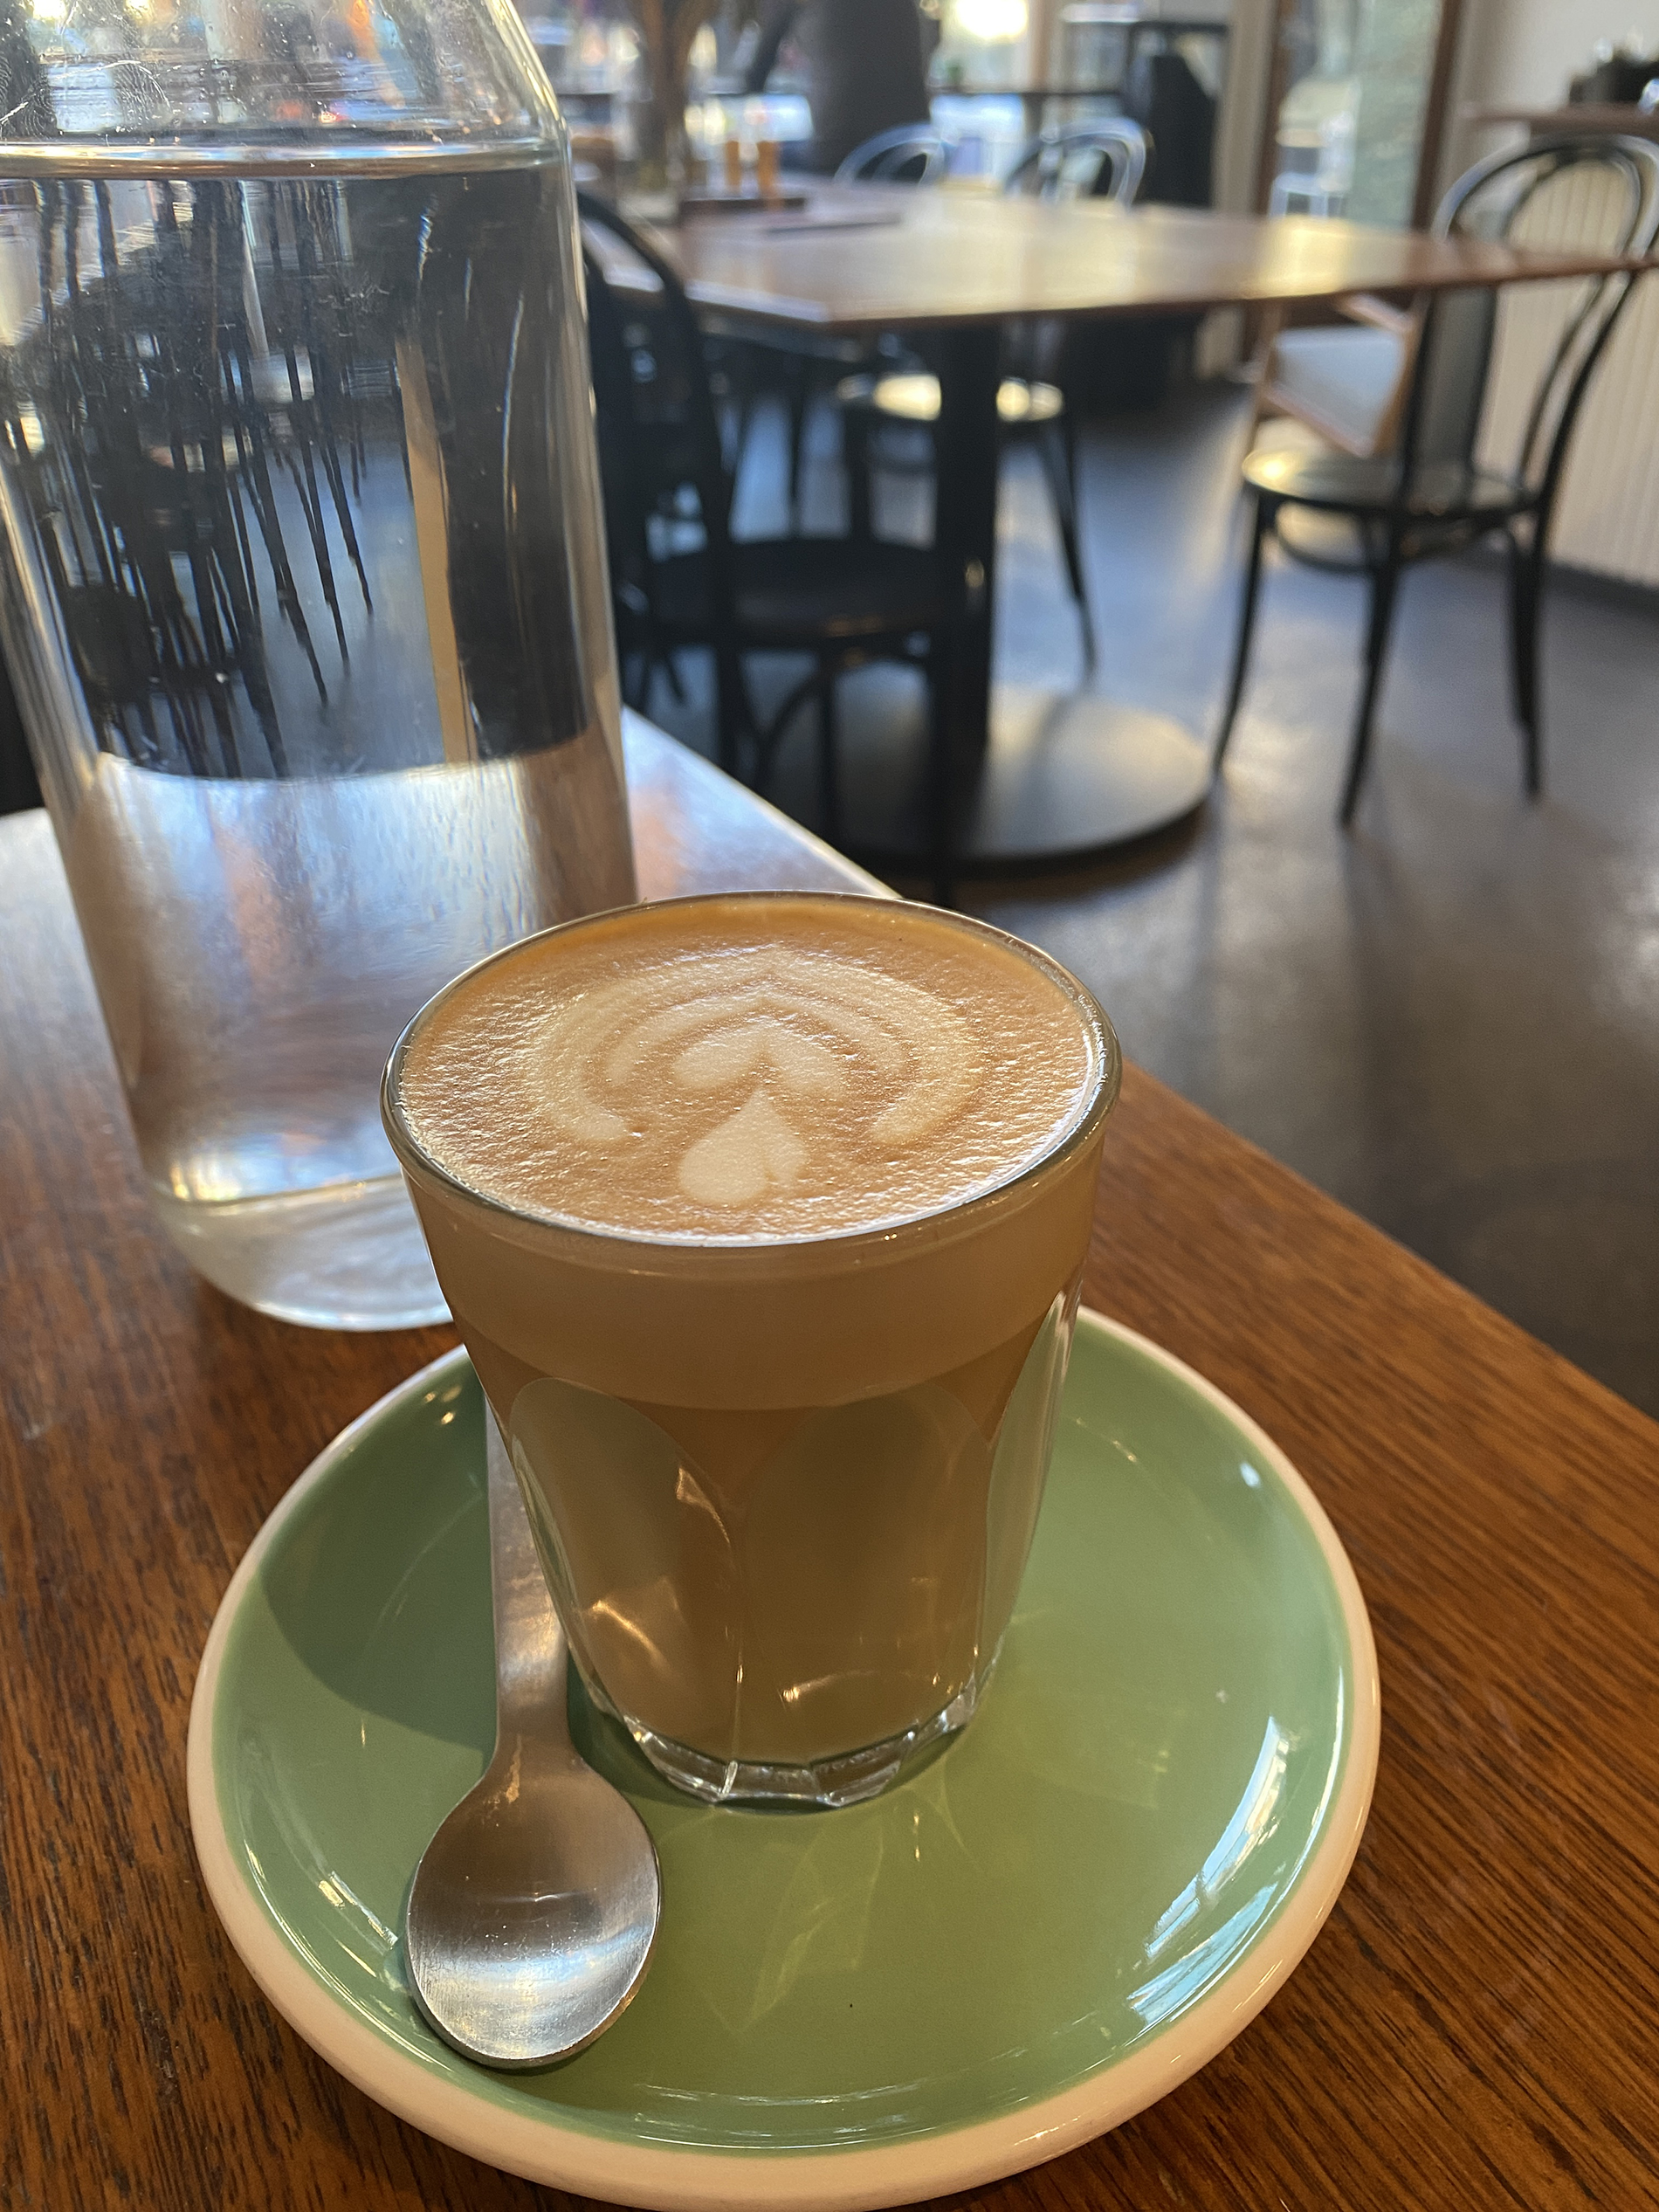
[604, 186, 1655, 334]
[3, 721, 1657, 2210]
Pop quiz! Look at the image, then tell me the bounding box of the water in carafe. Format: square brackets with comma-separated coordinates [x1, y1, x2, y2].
[0, 6, 634, 1327]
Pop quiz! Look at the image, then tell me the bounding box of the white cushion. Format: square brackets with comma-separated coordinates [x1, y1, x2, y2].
[1264, 326, 1408, 457]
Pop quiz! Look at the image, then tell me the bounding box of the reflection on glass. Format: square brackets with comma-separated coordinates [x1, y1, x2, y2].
[1129, 1881, 1278, 2029]
[1133, 1713, 1291, 2019]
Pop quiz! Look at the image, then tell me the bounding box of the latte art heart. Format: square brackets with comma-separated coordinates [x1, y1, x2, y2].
[673, 1023, 843, 1206]
[680, 1089, 808, 1206]
[397, 897, 1101, 1239]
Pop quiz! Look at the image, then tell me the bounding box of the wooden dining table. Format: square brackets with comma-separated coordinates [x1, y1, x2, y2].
[4, 718, 1658, 2209]
[618, 185, 1653, 876]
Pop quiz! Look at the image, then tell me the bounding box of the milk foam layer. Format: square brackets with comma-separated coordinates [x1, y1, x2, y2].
[397, 895, 1102, 1240]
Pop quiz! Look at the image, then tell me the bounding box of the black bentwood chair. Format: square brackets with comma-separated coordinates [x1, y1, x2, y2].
[1215, 133, 1659, 823]
[836, 119, 1150, 667]
[833, 124, 959, 186]
[719, 124, 960, 527]
[999, 118, 1150, 204]
[578, 193, 957, 887]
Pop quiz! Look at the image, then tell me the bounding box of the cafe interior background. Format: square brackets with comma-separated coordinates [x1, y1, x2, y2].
[2, 0, 1656, 1419]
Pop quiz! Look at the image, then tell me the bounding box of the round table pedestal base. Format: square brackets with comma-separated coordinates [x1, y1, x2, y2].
[768, 670, 1215, 872]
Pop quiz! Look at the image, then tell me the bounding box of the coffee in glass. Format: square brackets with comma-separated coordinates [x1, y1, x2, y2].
[384, 892, 1120, 1806]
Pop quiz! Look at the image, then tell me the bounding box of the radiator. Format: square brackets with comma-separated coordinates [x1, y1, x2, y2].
[1477, 158, 1659, 589]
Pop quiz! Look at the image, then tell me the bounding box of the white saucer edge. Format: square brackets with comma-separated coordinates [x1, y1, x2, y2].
[186, 1312, 1381, 2212]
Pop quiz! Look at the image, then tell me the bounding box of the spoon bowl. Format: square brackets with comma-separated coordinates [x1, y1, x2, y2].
[404, 1421, 661, 2069]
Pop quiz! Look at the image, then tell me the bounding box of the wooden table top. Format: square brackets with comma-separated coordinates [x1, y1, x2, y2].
[4, 717, 1658, 2210]
[621, 185, 1653, 332]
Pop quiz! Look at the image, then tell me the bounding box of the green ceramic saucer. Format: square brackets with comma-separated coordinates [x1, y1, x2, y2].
[188, 1311, 1378, 2209]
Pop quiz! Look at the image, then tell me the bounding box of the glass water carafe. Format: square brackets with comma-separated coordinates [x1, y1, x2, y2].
[0, 0, 633, 1327]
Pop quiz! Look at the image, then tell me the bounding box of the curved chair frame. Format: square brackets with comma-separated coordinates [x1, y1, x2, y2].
[580, 195, 742, 750]
[721, 126, 953, 530]
[1215, 132, 1659, 823]
[843, 116, 1151, 670]
[1002, 119, 1150, 206]
[834, 125, 958, 185]
[579, 193, 957, 891]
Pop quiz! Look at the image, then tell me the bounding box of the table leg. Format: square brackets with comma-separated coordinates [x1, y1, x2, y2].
[818, 321, 1215, 878]
[931, 320, 1002, 789]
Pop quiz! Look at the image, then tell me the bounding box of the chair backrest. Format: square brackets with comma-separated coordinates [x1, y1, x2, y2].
[576, 193, 735, 607]
[580, 222, 653, 630]
[1399, 133, 1659, 499]
[1002, 120, 1149, 206]
[834, 125, 956, 185]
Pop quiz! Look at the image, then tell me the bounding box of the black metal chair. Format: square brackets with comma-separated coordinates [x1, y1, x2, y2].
[836, 119, 1151, 667]
[579, 193, 956, 881]
[1215, 133, 1659, 823]
[1000, 120, 1150, 205]
[832, 125, 958, 186]
[719, 125, 960, 527]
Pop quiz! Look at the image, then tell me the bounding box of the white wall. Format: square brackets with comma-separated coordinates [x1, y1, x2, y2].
[1443, 0, 1659, 187]
[1444, 0, 1659, 587]
[1463, 0, 1652, 107]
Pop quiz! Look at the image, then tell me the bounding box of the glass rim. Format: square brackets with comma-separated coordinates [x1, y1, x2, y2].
[381, 890, 1123, 1262]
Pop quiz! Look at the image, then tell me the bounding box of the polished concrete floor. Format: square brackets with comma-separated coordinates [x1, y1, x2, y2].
[651, 382, 1659, 1419]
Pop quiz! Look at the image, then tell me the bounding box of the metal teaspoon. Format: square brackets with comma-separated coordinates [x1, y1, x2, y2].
[403, 1417, 661, 2069]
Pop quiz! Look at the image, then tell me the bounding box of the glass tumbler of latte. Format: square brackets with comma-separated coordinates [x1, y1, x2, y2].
[385, 892, 1121, 1808]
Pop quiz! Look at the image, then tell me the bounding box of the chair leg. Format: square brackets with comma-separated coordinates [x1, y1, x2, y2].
[1507, 529, 1545, 797]
[787, 371, 810, 527]
[844, 403, 873, 542]
[817, 651, 842, 844]
[721, 346, 758, 478]
[712, 638, 752, 779]
[1037, 418, 1095, 670]
[730, 391, 754, 480]
[1504, 533, 1528, 720]
[1214, 493, 1270, 769]
[1339, 546, 1404, 827]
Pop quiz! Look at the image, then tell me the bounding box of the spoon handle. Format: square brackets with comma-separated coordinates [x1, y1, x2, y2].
[485, 1416, 573, 1741]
